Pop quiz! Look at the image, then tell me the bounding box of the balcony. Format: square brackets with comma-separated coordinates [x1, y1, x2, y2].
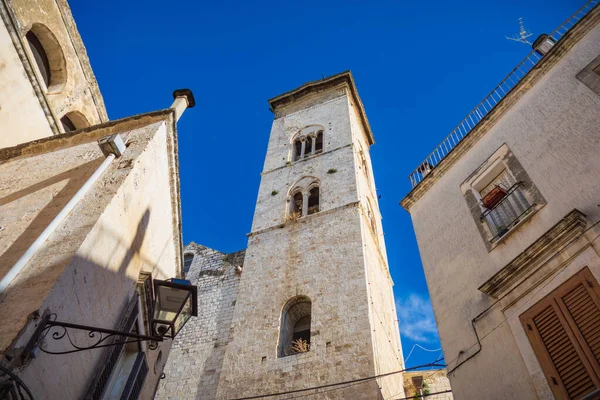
[407, 0, 599, 189]
[480, 182, 536, 243]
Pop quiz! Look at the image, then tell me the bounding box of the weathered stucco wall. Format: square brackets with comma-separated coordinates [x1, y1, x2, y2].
[0, 16, 53, 147]
[156, 244, 244, 400]
[0, 0, 107, 148]
[405, 21, 600, 400]
[0, 117, 181, 399]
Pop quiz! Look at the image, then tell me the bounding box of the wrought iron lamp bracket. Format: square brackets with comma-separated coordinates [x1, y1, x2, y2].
[23, 314, 163, 361]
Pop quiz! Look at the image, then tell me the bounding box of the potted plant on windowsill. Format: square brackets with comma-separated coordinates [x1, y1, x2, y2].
[482, 185, 508, 209]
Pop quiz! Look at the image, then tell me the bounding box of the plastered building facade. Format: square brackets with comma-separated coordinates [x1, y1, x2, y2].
[401, 2, 600, 399]
[0, 0, 195, 398]
[159, 72, 407, 400]
[0, 0, 106, 148]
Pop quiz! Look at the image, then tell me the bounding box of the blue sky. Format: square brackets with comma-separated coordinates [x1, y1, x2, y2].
[70, 0, 584, 370]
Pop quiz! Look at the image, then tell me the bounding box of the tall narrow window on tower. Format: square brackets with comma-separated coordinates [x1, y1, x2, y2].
[315, 131, 323, 154]
[307, 187, 319, 215]
[279, 296, 312, 357]
[290, 191, 303, 219]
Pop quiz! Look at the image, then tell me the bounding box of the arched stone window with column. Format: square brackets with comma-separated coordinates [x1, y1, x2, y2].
[278, 296, 312, 357]
[286, 177, 320, 219]
[291, 125, 324, 162]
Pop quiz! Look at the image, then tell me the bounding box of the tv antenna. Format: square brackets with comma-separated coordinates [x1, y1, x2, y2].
[505, 18, 533, 45]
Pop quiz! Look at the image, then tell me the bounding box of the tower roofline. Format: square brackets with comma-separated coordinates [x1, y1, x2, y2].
[268, 71, 374, 145]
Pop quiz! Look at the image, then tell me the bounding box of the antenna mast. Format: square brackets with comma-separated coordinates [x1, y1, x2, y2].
[505, 17, 533, 45]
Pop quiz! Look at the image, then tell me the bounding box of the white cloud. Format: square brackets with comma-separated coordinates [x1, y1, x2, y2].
[396, 293, 439, 342]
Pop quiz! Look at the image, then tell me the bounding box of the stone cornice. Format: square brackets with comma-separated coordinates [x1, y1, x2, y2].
[478, 209, 588, 298]
[268, 71, 374, 145]
[400, 5, 600, 211]
[261, 143, 352, 176]
[0, 109, 174, 163]
[247, 201, 360, 237]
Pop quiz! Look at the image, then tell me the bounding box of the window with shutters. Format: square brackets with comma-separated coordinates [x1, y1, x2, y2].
[520, 267, 600, 400]
[85, 295, 150, 400]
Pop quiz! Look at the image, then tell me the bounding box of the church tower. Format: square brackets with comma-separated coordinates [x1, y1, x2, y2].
[216, 71, 405, 399]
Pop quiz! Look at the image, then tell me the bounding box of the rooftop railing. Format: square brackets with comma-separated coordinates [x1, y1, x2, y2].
[408, 0, 599, 189]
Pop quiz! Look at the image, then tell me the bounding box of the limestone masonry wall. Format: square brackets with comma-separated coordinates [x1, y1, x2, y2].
[156, 243, 244, 400]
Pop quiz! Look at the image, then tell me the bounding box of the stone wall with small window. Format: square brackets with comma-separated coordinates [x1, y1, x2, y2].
[155, 243, 245, 400]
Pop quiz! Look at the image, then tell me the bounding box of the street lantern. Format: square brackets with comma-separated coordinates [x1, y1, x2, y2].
[152, 278, 198, 339]
[23, 277, 198, 359]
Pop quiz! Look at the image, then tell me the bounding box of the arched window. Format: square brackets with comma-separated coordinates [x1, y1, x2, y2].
[291, 126, 324, 162]
[183, 253, 194, 274]
[307, 187, 319, 215]
[279, 296, 311, 357]
[287, 177, 320, 219]
[60, 111, 89, 132]
[25, 24, 67, 93]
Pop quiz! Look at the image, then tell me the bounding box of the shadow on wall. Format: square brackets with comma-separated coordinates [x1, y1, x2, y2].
[0, 208, 170, 399]
[0, 158, 104, 280]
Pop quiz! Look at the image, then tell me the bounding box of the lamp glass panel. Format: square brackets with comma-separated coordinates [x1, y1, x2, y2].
[174, 296, 192, 335]
[154, 285, 189, 323]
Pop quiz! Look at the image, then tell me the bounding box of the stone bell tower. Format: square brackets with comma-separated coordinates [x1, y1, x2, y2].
[216, 71, 405, 399]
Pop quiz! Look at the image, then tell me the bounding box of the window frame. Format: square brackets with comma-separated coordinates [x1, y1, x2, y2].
[461, 144, 546, 252]
[24, 23, 67, 94]
[290, 126, 325, 163]
[576, 53, 600, 96]
[278, 296, 312, 357]
[520, 267, 600, 399]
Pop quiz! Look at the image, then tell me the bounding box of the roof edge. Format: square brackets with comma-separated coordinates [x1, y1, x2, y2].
[268, 71, 374, 145]
[0, 109, 175, 163]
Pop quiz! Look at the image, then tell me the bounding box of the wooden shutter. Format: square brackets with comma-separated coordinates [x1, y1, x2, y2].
[521, 267, 600, 399]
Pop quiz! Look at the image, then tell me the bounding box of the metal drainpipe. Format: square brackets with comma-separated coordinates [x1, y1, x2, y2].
[0, 89, 196, 295]
[0, 135, 125, 295]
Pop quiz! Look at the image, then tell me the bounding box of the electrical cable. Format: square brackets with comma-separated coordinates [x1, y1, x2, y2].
[0, 364, 34, 400]
[384, 356, 446, 400]
[229, 361, 445, 400]
[404, 344, 442, 364]
[392, 389, 453, 400]
[445, 219, 600, 375]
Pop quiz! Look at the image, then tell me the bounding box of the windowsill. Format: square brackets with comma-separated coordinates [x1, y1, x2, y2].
[290, 151, 323, 165]
[278, 350, 311, 360]
[487, 203, 544, 251]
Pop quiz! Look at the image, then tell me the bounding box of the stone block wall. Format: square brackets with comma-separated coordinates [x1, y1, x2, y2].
[155, 243, 244, 400]
[403, 370, 453, 400]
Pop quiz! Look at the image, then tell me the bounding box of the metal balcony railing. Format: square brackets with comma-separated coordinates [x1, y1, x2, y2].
[408, 0, 600, 189]
[480, 182, 536, 243]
